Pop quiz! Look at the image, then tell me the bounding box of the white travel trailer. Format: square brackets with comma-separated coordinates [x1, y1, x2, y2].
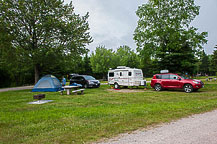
[108, 66, 146, 89]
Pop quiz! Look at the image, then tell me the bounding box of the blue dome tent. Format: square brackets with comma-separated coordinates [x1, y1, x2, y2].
[32, 75, 62, 92]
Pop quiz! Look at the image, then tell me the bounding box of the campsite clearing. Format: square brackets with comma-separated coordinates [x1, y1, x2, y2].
[0, 80, 217, 144]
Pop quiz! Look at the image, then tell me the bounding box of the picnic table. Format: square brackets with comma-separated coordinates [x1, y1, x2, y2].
[63, 86, 79, 95]
[206, 77, 217, 81]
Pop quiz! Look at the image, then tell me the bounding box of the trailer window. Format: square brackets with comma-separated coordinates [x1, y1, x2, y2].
[109, 72, 114, 77]
[134, 70, 142, 77]
[129, 72, 132, 76]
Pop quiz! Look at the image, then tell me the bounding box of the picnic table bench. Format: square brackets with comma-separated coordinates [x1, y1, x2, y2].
[72, 89, 85, 95]
[206, 78, 217, 81]
[59, 86, 85, 95]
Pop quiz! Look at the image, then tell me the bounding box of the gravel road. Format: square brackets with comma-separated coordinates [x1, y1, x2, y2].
[0, 86, 33, 92]
[97, 110, 217, 144]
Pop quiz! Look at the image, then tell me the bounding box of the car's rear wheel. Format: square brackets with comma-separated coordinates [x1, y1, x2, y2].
[154, 84, 162, 91]
[84, 83, 88, 88]
[184, 84, 193, 93]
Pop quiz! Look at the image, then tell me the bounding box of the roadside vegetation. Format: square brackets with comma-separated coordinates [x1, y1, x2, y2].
[1, 0, 217, 88]
[0, 79, 217, 144]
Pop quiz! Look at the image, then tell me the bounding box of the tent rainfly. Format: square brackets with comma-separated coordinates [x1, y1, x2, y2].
[32, 75, 62, 92]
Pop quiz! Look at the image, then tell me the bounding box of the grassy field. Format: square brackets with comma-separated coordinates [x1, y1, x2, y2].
[0, 80, 217, 144]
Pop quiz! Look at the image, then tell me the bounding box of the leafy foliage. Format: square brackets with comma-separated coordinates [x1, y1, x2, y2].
[199, 50, 210, 75]
[116, 45, 139, 68]
[0, 0, 92, 83]
[211, 46, 217, 74]
[134, 0, 207, 74]
[90, 45, 141, 78]
[90, 46, 116, 77]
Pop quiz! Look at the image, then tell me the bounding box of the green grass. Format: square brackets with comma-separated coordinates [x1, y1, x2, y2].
[0, 80, 217, 144]
[145, 77, 152, 81]
[99, 81, 108, 84]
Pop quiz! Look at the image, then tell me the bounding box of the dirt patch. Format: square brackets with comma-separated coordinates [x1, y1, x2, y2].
[107, 88, 147, 93]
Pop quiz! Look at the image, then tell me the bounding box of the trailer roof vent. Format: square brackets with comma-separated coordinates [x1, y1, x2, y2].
[117, 66, 130, 69]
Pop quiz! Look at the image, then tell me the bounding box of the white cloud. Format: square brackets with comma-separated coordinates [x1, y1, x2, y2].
[192, 0, 217, 54]
[65, 0, 216, 54]
[65, 0, 146, 52]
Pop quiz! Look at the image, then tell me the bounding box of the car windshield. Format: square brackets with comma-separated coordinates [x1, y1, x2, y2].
[83, 76, 95, 80]
[180, 75, 190, 79]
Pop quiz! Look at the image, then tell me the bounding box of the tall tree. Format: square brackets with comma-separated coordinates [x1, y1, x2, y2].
[115, 45, 139, 68]
[199, 50, 210, 75]
[90, 46, 116, 78]
[81, 54, 92, 75]
[211, 45, 217, 74]
[134, 0, 207, 74]
[0, 0, 92, 83]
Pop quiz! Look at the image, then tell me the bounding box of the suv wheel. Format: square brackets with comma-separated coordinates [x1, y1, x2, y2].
[184, 84, 193, 93]
[84, 83, 88, 88]
[154, 84, 162, 91]
[114, 83, 119, 89]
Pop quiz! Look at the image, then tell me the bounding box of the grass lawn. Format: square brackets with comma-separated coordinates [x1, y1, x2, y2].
[0, 80, 217, 144]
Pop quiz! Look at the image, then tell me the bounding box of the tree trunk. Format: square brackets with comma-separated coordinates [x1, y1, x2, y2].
[34, 64, 39, 84]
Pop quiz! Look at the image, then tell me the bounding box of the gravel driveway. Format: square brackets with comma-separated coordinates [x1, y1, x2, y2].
[97, 110, 217, 144]
[0, 86, 33, 92]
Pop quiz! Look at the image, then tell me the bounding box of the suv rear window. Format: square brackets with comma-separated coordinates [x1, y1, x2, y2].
[156, 75, 162, 79]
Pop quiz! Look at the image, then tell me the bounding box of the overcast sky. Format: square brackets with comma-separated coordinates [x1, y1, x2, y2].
[65, 0, 217, 55]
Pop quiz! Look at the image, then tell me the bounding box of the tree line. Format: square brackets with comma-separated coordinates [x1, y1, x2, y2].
[90, 45, 217, 78]
[0, 0, 216, 88]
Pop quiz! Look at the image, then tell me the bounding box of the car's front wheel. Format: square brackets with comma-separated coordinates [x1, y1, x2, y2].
[184, 84, 193, 93]
[154, 84, 162, 91]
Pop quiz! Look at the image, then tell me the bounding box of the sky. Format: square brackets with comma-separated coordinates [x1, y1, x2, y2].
[65, 0, 217, 55]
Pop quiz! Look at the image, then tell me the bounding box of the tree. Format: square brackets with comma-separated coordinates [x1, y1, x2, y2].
[0, 0, 92, 83]
[115, 45, 139, 68]
[81, 54, 93, 75]
[0, 21, 33, 87]
[90, 46, 116, 79]
[134, 0, 207, 74]
[199, 50, 210, 75]
[211, 45, 217, 75]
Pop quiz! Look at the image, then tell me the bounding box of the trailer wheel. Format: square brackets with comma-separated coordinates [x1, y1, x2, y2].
[114, 83, 120, 89]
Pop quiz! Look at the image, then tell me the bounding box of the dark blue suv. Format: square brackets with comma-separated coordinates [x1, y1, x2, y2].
[70, 75, 100, 88]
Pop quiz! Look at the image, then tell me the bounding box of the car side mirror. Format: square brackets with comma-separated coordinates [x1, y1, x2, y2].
[178, 78, 181, 80]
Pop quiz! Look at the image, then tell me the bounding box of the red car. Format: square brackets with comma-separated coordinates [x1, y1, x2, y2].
[151, 73, 204, 93]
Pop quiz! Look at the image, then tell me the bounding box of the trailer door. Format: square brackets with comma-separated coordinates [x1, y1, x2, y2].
[119, 70, 129, 86]
[128, 70, 134, 86]
[108, 71, 115, 85]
